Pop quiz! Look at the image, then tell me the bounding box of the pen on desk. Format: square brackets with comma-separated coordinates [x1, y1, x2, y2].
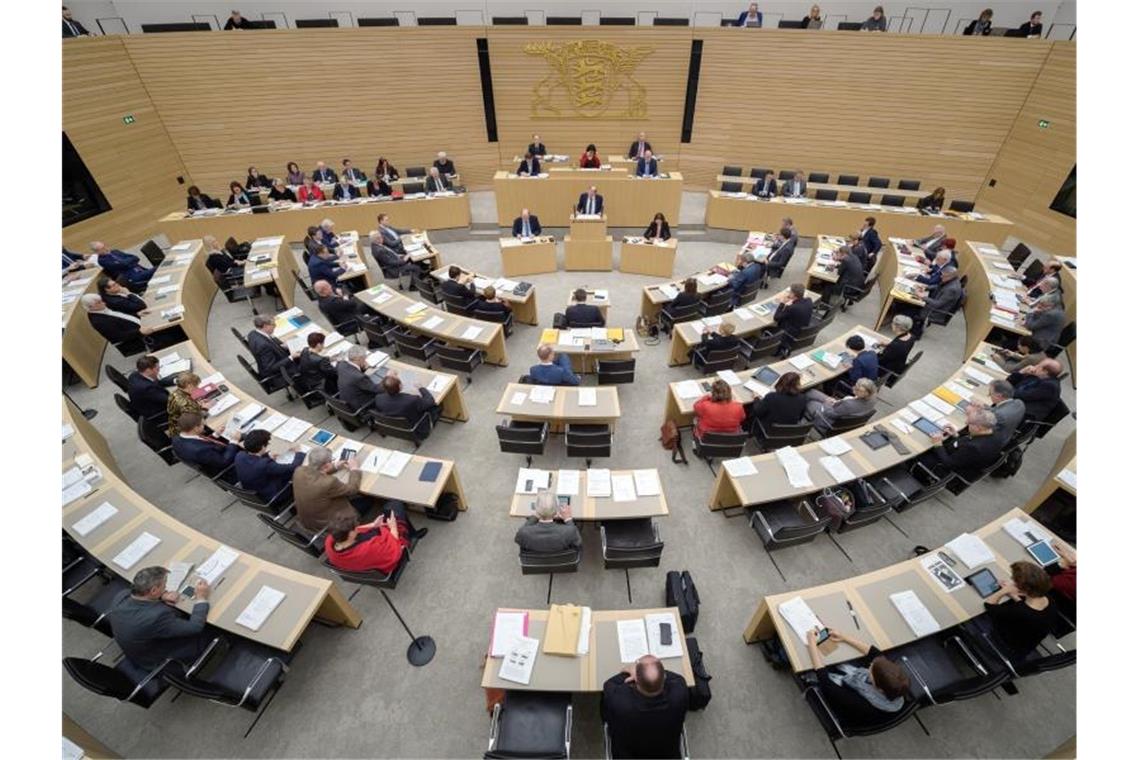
[846, 600, 860, 630]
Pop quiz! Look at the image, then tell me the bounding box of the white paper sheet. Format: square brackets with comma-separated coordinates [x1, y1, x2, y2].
[112, 532, 161, 570]
[732, 307, 756, 321]
[361, 448, 392, 474]
[1002, 517, 1046, 547]
[426, 375, 449, 394]
[819, 437, 853, 456]
[422, 315, 445, 330]
[62, 479, 92, 506]
[617, 619, 650, 663]
[945, 533, 996, 570]
[379, 450, 411, 477]
[207, 393, 240, 418]
[461, 326, 483, 340]
[509, 391, 527, 406]
[724, 457, 758, 477]
[577, 607, 592, 655]
[820, 455, 856, 483]
[578, 388, 598, 407]
[405, 301, 428, 314]
[62, 423, 76, 441]
[716, 369, 742, 386]
[645, 612, 684, 659]
[587, 468, 612, 497]
[490, 610, 528, 657]
[890, 590, 941, 637]
[633, 469, 660, 496]
[528, 386, 555, 404]
[515, 468, 551, 494]
[235, 586, 286, 631]
[777, 596, 824, 642]
[556, 470, 580, 496]
[675, 380, 702, 400]
[165, 561, 194, 593]
[498, 636, 540, 685]
[1057, 468, 1076, 490]
[611, 473, 637, 502]
[72, 501, 118, 536]
[196, 545, 240, 584]
[275, 417, 312, 442]
[789, 353, 814, 370]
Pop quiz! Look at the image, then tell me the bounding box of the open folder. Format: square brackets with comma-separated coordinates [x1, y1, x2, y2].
[542, 604, 583, 656]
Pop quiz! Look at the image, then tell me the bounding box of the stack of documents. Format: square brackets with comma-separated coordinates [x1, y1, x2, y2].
[515, 468, 551, 494]
[775, 446, 814, 488]
[611, 473, 636, 502]
[587, 469, 612, 497]
[490, 609, 529, 657]
[236, 586, 286, 631]
[724, 457, 758, 477]
[113, 532, 161, 570]
[658, 284, 679, 301]
[890, 590, 940, 637]
[528, 386, 555, 404]
[633, 469, 660, 496]
[675, 380, 702, 400]
[498, 637, 540, 685]
[777, 596, 824, 642]
[945, 533, 995, 569]
[197, 545, 240, 584]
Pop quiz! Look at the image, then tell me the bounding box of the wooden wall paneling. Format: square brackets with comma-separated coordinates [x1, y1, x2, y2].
[976, 43, 1075, 254]
[121, 28, 501, 196]
[62, 37, 190, 249]
[682, 29, 1051, 202]
[485, 27, 693, 168]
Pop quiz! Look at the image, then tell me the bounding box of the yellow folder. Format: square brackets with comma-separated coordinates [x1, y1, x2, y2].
[540, 328, 558, 345]
[933, 386, 962, 406]
[542, 604, 581, 656]
[607, 328, 624, 342]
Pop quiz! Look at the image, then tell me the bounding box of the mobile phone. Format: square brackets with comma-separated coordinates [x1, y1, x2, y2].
[339, 448, 355, 462]
[937, 551, 957, 567]
[659, 622, 672, 646]
[817, 627, 831, 644]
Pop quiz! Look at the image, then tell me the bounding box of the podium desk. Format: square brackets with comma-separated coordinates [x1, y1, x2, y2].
[493, 171, 682, 228]
[619, 238, 677, 278]
[499, 236, 557, 278]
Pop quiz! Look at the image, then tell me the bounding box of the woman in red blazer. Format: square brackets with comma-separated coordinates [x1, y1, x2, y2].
[297, 177, 326, 203]
[692, 379, 746, 440]
[579, 143, 601, 169]
[324, 504, 422, 575]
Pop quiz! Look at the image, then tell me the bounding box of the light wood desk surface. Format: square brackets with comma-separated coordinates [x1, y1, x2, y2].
[707, 343, 1010, 511]
[493, 170, 682, 228]
[618, 237, 678, 278]
[480, 607, 694, 692]
[138, 240, 216, 359]
[160, 341, 468, 511]
[244, 236, 299, 310]
[715, 176, 930, 201]
[566, 288, 612, 321]
[158, 193, 471, 242]
[872, 238, 949, 332]
[496, 383, 621, 428]
[1024, 432, 1076, 514]
[705, 191, 1013, 244]
[535, 329, 640, 374]
[355, 283, 509, 366]
[663, 326, 889, 428]
[638, 257, 752, 321]
[248, 176, 464, 199]
[508, 467, 668, 520]
[429, 263, 539, 325]
[961, 240, 1047, 362]
[742, 507, 1071, 672]
[499, 236, 558, 278]
[62, 399, 361, 651]
[61, 271, 105, 389]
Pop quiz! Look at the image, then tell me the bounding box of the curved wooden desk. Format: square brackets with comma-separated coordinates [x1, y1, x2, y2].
[429, 263, 539, 325]
[138, 239, 216, 360]
[62, 272, 105, 388]
[244, 236, 299, 309]
[507, 467, 668, 521]
[493, 170, 683, 228]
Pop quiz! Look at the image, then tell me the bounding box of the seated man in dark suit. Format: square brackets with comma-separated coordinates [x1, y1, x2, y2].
[842, 334, 879, 384]
[909, 249, 952, 288]
[529, 344, 581, 386]
[835, 245, 867, 301]
[433, 151, 457, 176]
[337, 346, 383, 410]
[1007, 359, 1063, 421]
[307, 246, 346, 289]
[635, 148, 658, 178]
[340, 158, 366, 182]
[312, 161, 337, 183]
[105, 566, 212, 672]
[627, 132, 652, 159]
[514, 491, 581, 552]
[368, 230, 418, 288]
[374, 372, 441, 439]
[128, 355, 175, 420]
[314, 279, 366, 333]
[576, 186, 604, 215]
[440, 265, 479, 309]
[331, 177, 360, 201]
[859, 216, 883, 257]
[90, 241, 153, 290]
[751, 170, 778, 198]
[318, 219, 340, 250]
[98, 275, 147, 316]
[171, 412, 241, 479]
[81, 294, 144, 350]
[377, 214, 410, 254]
[566, 288, 606, 326]
[297, 332, 339, 395]
[526, 134, 547, 157]
[912, 266, 963, 338]
[766, 227, 797, 275]
[921, 408, 1004, 482]
[247, 315, 299, 379]
[512, 208, 542, 238]
[517, 152, 542, 176]
[727, 251, 764, 306]
[914, 225, 947, 257]
[601, 654, 691, 759]
[782, 171, 808, 198]
[234, 429, 306, 504]
[425, 167, 452, 194]
[768, 283, 814, 353]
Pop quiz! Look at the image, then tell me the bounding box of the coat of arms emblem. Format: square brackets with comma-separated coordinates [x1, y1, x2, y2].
[524, 40, 654, 119]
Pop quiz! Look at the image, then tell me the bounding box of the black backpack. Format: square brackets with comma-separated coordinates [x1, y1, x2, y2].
[992, 447, 1023, 478]
[665, 570, 700, 633]
[685, 636, 712, 710]
[426, 492, 460, 521]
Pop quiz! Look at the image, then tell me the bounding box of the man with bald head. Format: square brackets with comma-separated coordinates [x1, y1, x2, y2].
[373, 372, 440, 440]
[909, 249, 951, 287]
[602, 653, 690, 758]
[1007, 359, 1064, 421]
[512, 208, 542, 239]
[89, 241, 153, 290]
[1023, 292, 1066, 349]
[314, 279, 367, 333]
[921, 407, 1005, 483]
[914, 224, 947, 256]
[528, 344, 580, 386]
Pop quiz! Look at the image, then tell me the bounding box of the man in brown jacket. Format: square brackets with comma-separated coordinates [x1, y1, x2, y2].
[293, 446, 374, 531]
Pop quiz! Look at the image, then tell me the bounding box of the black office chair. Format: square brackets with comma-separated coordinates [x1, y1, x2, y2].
[63, 655, 169, 709]
[137, 415, 177, 465]
[751, 420, 813, 452]
[435, 345, 484, 384]
[405, 166, 427, 178]
[1007, 243, 1033, 271]
[218, 269, 261, 313]
[782, 323, 825, 355]
[895, 631, 1011, 706]
[496, 421, 549, 466]
[652, 17, 689, 26]
[738, 331, 782, 366]
[815, 189, 838, 201]
[520, 547, 582, 604]
[393, 330, 441, 366]
[837, 175, 859, 186]
[110, 334, 147, 358]
[361, 317, 401, 349]
[565, 424, 611, 467]
[658, 301, 701, 335]
[114, 392, 140, 422]
[749, 167, 770, 179]
[698, 289, 733, 317]
[296, 278, 318, 302]
[881, 195, 906, 207]
[801, 677, 920, 757]
[847, 192, 872, 204]
[403, 181, 426, 195]
[722, 166, 743, 177]
[867, 177, 890, 188]
[1020, 258, 1045, 283]
[63, 573, 129, 637]
[882, 350, 923, 390]
[826, 482, 900, 560]
[216, 475, 294, 515]
[720, 181, 743, 193]
[816, 408, 876, 439]
[412, 273, 441, 303]
[492, 16, 528, 25]
[870, 460, 955, 514]
[596, 358, 636, 385]
[104, 365, 130, 392]
[318, 392, 373, 434]
[949, 200, 975, 213]
[485, 691, 572, 760]
[748, 500, 830, 581]
[280, 366, 326, 410]
[257, 506, 326, 558]
[161, 637, 294, 737]
[472, 305, 514, 337]
[600, 519, 664, 602]
[599, 16, 635, 25]
[1046, 321, 1076, 360]
[603, 723, 688, 760]
[737, 280, 763, 306]
[237, 354, 292, 398]
[808, 172, 829, 184]
[897, 179, 921, 191]
[373, 410, 435, 449]
[140, 240, 166, 267]
[229, 326, 251, 352]
[440, 291, 475, 316]
[693, 431, 748, 473]
[778, 170, 796, 181]
[546, 16, 582, 24]
[692, 346, 739, 374]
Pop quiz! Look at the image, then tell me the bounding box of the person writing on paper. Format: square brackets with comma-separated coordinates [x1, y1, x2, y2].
[375, 157, 399, 183]
[1023, 293, 1066, 350]
[579, 144, 602, 169]
[527, 134, 547, 157]
[529, 344, 581, 386]
[128, 355, 175, 421]
[248, 315, 300, 379]
[601, 654, 690, 759]
[644, 212, 671, 241]
[566, 288, 606, 327]
[425, 166, 452, 194]
[433, 151, 456, 177]
[862, 5, 887, 31]
[993, 336, 1044, 373]
[171, 412, 241, 481]
[337, 345, 383, 409]
[512, 208, 542, 239]
[577, 185, 604, 215]
[369, 231, 418, 288]
[803, 377, 877, 434]
[81, 293, 145, 352]
[106, 567, 212, 672]
[297, 331, 339, 396]
[1007, 358, 1062, 421]
[326, 503, 425, 576]
[517, 151, 541, 177]
[312, 161, 336, 184]
[635, 147, 658, 178]
[627, 132, 652, 160]
[314, 279, 366, 334]
[226, 181, 253, 208]
[97, 275, 147, 316]
[921, 408, 1004, 481]
[663, 278, 700, 320]
[805, 628, 911, 722]
[1017, 10, 1044, 38]
[802, 4, 823, 28]
[235, 429, 306, 505]
[876, 315, 915, 376]
[975, 561, 1057, 659]
[440, 265, 479, 309]
[515, 490, 580, 552]
[917, 187, 946, 214]
[974, 379, 1025, 446]
[297, 177, 325, 203]
[374, 372, 442, 440]
[293, 446, 373, 531]
[693, 379, 746, 443]
[752, 372, 808, 428]
[332, 175, 360, 201]
[285, 161, 305, 185]
[735, 2, 763, 27]
[166, 372, 212, 437]
[783, 171, 808, 198]
[964, 8, 993, 35]
[186, 185, 220, 211]
[752, 170, 778, 199]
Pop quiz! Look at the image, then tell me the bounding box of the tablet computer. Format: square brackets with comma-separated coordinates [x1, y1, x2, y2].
[308, 429, 336, 446]
[966, 568, 1000, 598]
[1026, 540, 1060, 567]
[860, 430, 890, 450]
[753, 366, 780, 386]
[913, 417, 943, 438]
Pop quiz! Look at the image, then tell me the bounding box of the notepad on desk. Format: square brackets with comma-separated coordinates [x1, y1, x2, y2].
[196, 545, 239, 584]
[611, 473, 636, 502]
[422, 315, 444, 330]
[587, 468, 612, 497]
[379, 450, 411, 477]
[490, 609, 529, 657]
[577, 388, 598, 407]
[724, 457, 758, 478]
[890, 590, 940, 637]
[236, 586, 286, 632]
[72, 501, 118, 537]
[556, 469, 579, 496]
[633, 469, 660, 496]
[113, 532, 161, 570]
[543, 604, 583, 656]
[945, 533, 995, 569]
[498, 636, 540, 685]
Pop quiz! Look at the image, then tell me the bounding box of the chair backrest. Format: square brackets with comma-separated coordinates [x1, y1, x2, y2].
[867, 176, 890, 188]
[323, 392, 371, 428]
[114, 392, 140, 421]
[702, 288, 734, 315]
[297, 278, 317, 301]
[496, 422, 548, 454]
[565, 424, 611, 458]
[662, 301, 701, 325]
[472, 306, 510, 324]
[600, 523, 664, 568]
[230, 326, 250, 350]
[815, 189, 838, 201]
[1016, 648, 1076, 677]
[777, 170, 796, 181]
[720, 181, 742, 193]
[824, 408, 876, 436]
[769, 502, 830, 542]
[403, 181, 426, 195]
[949, 199, 975, 212]
[405, 166, 427, 178]
[361, 319, 396, 347]
[698, 347, 740, 373]
[394, 330, 437, 361]
[847, 191, 872, 204]
[1020, 257, 1045, 282]
[881, 195, 906, 207]
[321, 555, 403, 588]
[749, 167, 770, 178]
[754, 420, 814, 449]
[63, 658, 137, 701]
[885, 349, 923, 388]
[808, 172, 829, 183]
[722, 165, 742, 176]
[696, 431, 748, 460]
[136, 415, 175, 463]
[596, 359, 636, 385]
[105, 365, 130, 392]
[375, 412, 429, 444]
[140, 240, 166, 267]
[256, 510, 325, 557]
[236, 352, 265, 383]
[1007, 243, 1033, 270]
[519, 547, 581, 574]
[837, 174, 859, 186]
[897, 179, 921, 191]
[412, 275, 439, 302]
[440, 291, 472, 314]
[215, 477, 278, 513]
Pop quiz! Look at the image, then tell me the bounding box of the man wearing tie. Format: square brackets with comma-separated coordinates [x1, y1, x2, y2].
[62, 6, 93, 37]
[341, 159, 365, 182]
[527, 134, 547, 156]
[782, 171, 807, 198]
[577, 186, 604, 216]
[751, 170, 777, 198]
[247, 315, 300, 379]
[627, 131, 652, 160]
[171, 412, 241, 481]
[426, 167, 452, 194]
[517, 152, 542, 176]
[635, 148, 658, 178]
[377, 213, 410, 255]
[312, 161, 336, 183]
[332, 177, 360, 201]
[512, 209, 542, 239]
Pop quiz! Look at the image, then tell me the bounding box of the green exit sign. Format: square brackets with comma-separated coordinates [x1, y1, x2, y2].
[122, 114, 135, 125]
[1038, 119, 1050, 129]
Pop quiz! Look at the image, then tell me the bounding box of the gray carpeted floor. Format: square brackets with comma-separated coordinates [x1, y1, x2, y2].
[63, 191, 1075, 758]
